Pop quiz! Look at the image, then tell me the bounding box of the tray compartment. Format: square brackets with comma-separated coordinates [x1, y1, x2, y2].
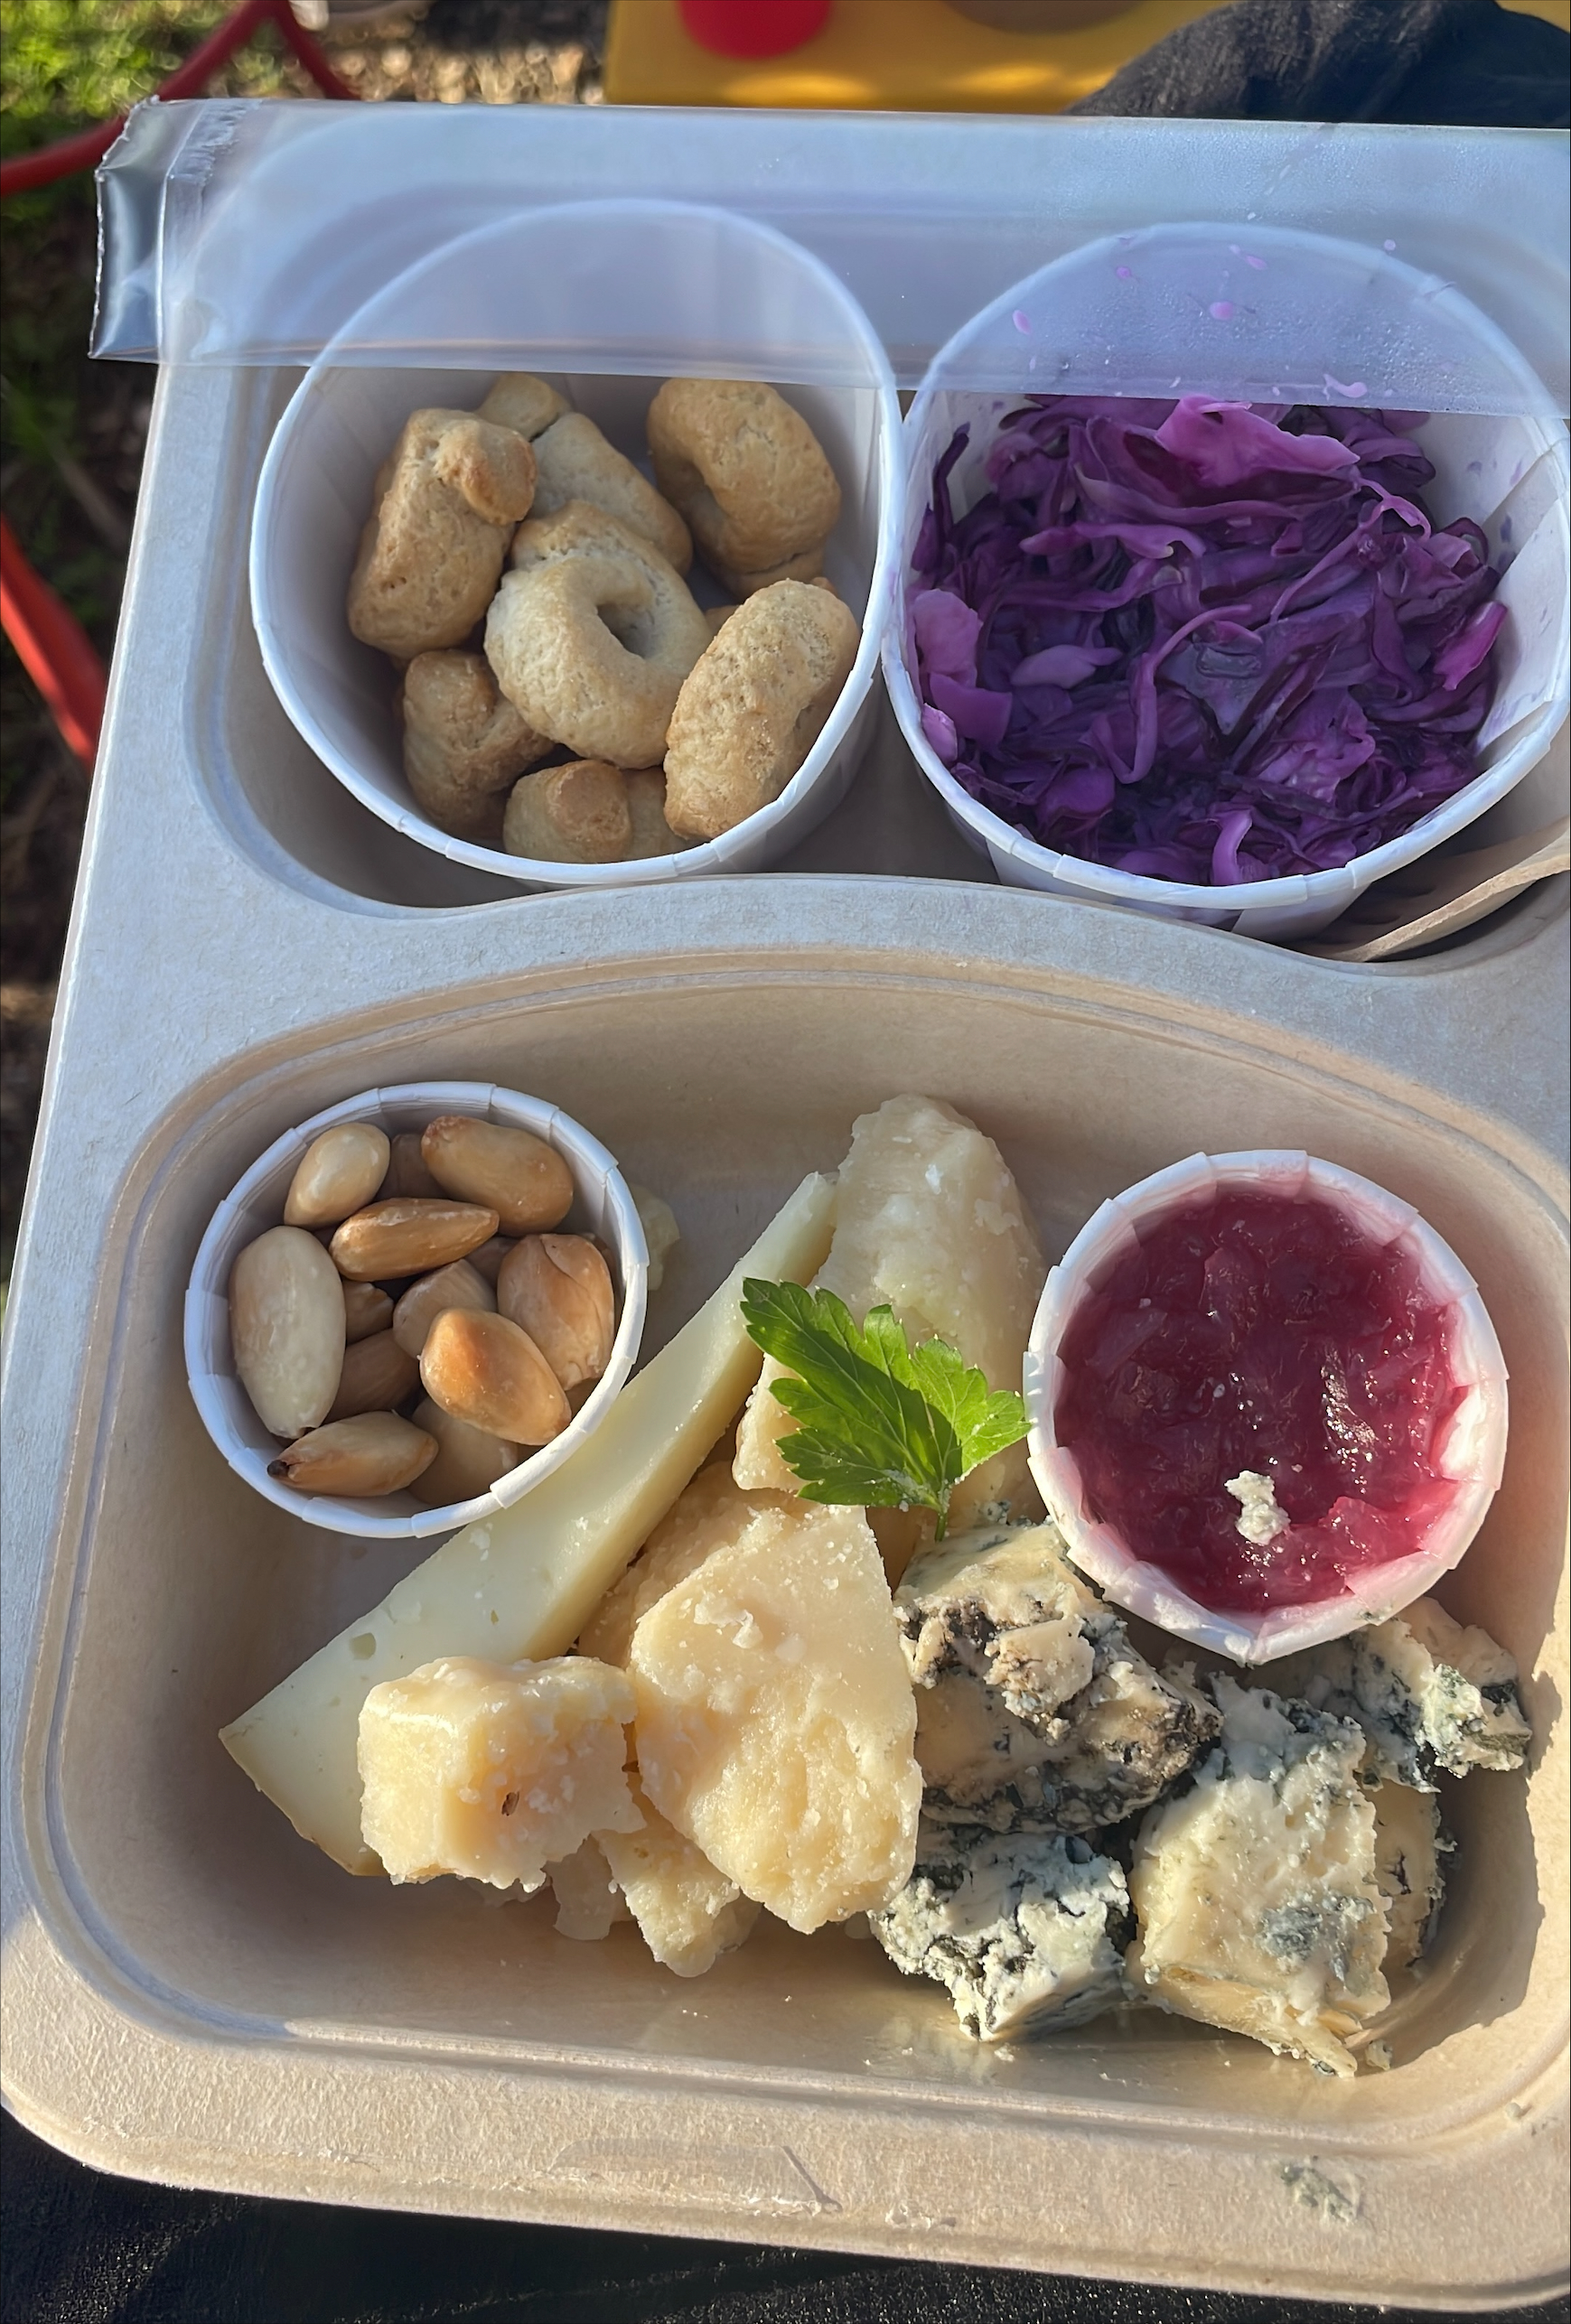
[32, 962, 1566, 2155]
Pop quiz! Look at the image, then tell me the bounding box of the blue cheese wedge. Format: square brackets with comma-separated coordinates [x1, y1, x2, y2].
[871, 1823, 1132, 2040]
[1127, 1679, 1388, 2077]
[895, 1522, 1220, 1834]
[1269, 1597, 1530, 1789]
[1371, 1782, 1450, 1972]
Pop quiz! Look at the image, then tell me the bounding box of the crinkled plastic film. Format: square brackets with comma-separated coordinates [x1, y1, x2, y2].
[93, 98, 1569, 410]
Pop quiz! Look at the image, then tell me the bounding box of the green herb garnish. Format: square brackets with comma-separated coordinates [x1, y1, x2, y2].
[740, 1279, 1029, 1539]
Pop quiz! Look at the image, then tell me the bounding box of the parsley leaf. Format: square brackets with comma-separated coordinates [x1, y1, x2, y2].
[739, 1279, 1028, 1538]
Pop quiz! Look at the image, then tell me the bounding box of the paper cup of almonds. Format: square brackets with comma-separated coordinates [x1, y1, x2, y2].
[1024, 1151, 1509, 1664]
[186, 1083, 650, 1539]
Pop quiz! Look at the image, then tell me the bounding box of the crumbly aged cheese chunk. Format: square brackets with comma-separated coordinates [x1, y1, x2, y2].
[597, 1775, 761, 1976]
[1270, 1597, 1531, 1789]
[1370, 1781, 1449, 1973]
[358, 1656, 640, 1890]
[546, 1837, 630, 1939]
[1127, 1679, 1388, 2077]
[871, 1824, 1132, 2041]
[896, 1522, 1220, 1834]
[221, 1171, 836, 1873]
[734, 1095, 1045, 1535]
[578, 1462, 788, 1669]
[630, 1496, 921, 1932]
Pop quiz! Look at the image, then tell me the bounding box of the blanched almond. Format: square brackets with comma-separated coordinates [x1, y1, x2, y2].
[497, 1233, 615, 1391]
[327, 1329, 421, 1422]
[407, 1396, 521, 1507]
[420, 1307, 571, 1445]
[420, 1115, 574, 1236]
[391, 1258, 496, 1358]
[283, 1123, 391, 1228]
[342, 1282, 394, 1343]
[229, 1225, 346, 1439]
[269, 1412, 436, 1497]
[379, 1132, 444, 1200]
[465, 1235, 515, 1286]
[330, 1198, 499, 1282]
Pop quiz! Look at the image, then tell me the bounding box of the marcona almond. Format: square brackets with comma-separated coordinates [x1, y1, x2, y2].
[342, 1281, 394, 1343]
[229, 1225, 346, 1439]
[327, 1329, 421, 1422]
[379, 1132, 444, 1200]
[330, 1198, 498, 1282]
[420, 1308, 571, 1446]
[420, 1115, 575, 1237]
[407, 1396, 520, 1507]
[497, 1233, 615, 1391]
[464, 1235, 514, 1287]
[283, 1122, 391, 1229]
[269, 1412, 435, 1497]
[391, 1258, 496, 1359]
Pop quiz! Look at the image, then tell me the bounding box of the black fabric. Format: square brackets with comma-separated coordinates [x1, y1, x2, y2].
[5, 2114, 1569, 2324]
[1071, 0, 1570, 126]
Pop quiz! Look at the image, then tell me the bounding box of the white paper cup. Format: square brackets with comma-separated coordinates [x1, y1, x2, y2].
[1024, 1151, 1509, 1664]
[250, 199, 900, 890]
[186, 1082, 648, 1539]
[884, 225, 1569, 939]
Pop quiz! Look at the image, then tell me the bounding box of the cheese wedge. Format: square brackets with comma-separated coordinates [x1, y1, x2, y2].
[734, 1094, 1044, 1539]
[221, 1171, 836, 1872]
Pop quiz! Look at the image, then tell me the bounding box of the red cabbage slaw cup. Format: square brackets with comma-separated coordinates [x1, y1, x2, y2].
[883, 226, 1568, 940]
[1024, 1150, 1510, 1664]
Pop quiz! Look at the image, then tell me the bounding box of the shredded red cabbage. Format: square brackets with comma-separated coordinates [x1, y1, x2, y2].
[910, 397, 1506, 885]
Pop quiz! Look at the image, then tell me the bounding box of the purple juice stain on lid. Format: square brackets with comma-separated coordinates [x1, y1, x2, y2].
[1244, 254, 1267, 270]
[1501, 515, 1513, 543]
[1209, 301, 1236, 321]
[1013, 309, 1032, 335]
[1467, 459, 1484, 475]
[1324, 374, 1368, 399]
[1384, 239, 1398, 251]
[1115, 265, 1134, 281]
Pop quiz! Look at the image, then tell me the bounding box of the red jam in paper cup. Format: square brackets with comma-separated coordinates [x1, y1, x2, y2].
[1024, 1152, 1509, 1664]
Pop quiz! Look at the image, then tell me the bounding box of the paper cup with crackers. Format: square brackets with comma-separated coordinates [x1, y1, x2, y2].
[251, 201, 900, 890]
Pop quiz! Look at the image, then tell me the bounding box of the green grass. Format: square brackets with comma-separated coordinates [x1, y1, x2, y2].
[2, 0, 292, 140]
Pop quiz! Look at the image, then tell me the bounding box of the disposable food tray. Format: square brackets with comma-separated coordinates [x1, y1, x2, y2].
[3, 107, 1567, 2310]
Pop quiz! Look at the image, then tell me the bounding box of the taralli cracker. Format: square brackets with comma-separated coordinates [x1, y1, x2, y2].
[475, 372, 573, 442]
[488, 502, 710, 770]
[503, 760, 633, 864]
[530, 413, 693, 574]
[663, 579, 860, 839]
[647, 379, 841, 597]
[347, 409, 538, 660]
[399, 650, 553, 843]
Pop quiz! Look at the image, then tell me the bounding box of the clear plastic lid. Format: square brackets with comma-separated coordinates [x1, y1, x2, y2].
[93, 97, 1569, 410]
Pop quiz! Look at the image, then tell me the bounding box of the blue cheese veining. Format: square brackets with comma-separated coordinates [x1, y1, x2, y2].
[871, 1822, 1132, 2040]
[894, 1521, 1220, 1834]
[1126, 1678, 1388, 2077]
[1268, 1597, 1530, 1788]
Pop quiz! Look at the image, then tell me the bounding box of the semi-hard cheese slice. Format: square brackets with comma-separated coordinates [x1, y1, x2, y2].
[630, 1496, 921, 1932]
[358, 1655, 638, 1890]
[734, 1095, 1044, 1536]
[221, 1171, 837, 1873]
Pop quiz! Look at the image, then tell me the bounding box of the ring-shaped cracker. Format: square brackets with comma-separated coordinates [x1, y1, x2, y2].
[486, 540, 709, 770]
[662, 579, 860, 840]
[530, 414, 693, 574]
[647, 380, 840, 593]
